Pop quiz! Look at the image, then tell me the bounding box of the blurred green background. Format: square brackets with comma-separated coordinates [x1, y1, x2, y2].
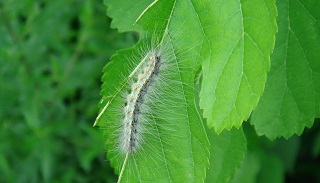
[0, 0, 319, 183]
[0, 0, 136, 182]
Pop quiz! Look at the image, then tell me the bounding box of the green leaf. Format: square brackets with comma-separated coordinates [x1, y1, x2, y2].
[232, 150, 284, 183]
[313, 129, 320, 157]
[96, 0, 210, 182]
[199, 0, 277, 133]
[257, 152, 284, 183]
[251, 0, 320, 139]
[273, 136, 300, 173]
[230, 152, 260, 183]
[206, 127, 247, 183]
[104, 0, 154, 32]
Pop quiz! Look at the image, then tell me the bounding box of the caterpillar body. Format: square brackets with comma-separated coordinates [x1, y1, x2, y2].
[115, 42, 174, 183]
[121, 50, 161, 153]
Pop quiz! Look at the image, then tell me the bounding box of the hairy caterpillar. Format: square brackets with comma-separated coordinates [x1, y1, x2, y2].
[94, 31, 179, 181]
[120, 49, 161, 154]
[94, 27, 206, 182]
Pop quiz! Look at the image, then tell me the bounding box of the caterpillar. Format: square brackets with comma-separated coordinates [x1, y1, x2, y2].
[94, 29, 203, 182]
[120, 49, 161, 154]
[117, 36, 181, 183]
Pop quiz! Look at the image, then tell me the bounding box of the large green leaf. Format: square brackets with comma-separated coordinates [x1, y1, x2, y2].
[206, 127, 247, 183]
[251, 0, 320, 140]
[96, 0, 211, 182]
[199, 0, 277, 133]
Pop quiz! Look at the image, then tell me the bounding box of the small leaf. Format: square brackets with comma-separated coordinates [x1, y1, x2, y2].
[104, 0, 154, 32]
[199, 0, 278, 133]
[273, 136, 300, 173]
[257, 152, 284, 183]
[232, 150, 284, 183]
[206, 127, 247, 183]
[230, 152, 260, 183]
[251, 0, 320, 139]
[313, 130, 320, 157]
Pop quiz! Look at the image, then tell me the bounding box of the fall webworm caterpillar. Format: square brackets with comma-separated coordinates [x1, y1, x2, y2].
[120, 48, 161, 153]
[94, 24, 202, 182]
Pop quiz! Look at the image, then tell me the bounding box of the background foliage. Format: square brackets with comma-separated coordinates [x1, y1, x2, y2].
[0, 0, 136, 182]
[0, 0, 319, 182]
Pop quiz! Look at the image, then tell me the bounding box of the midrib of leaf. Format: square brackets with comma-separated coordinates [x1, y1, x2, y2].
[290, 0, 319, 118]
[289, 29, 315, 114]
[218, 37, 243, 126]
